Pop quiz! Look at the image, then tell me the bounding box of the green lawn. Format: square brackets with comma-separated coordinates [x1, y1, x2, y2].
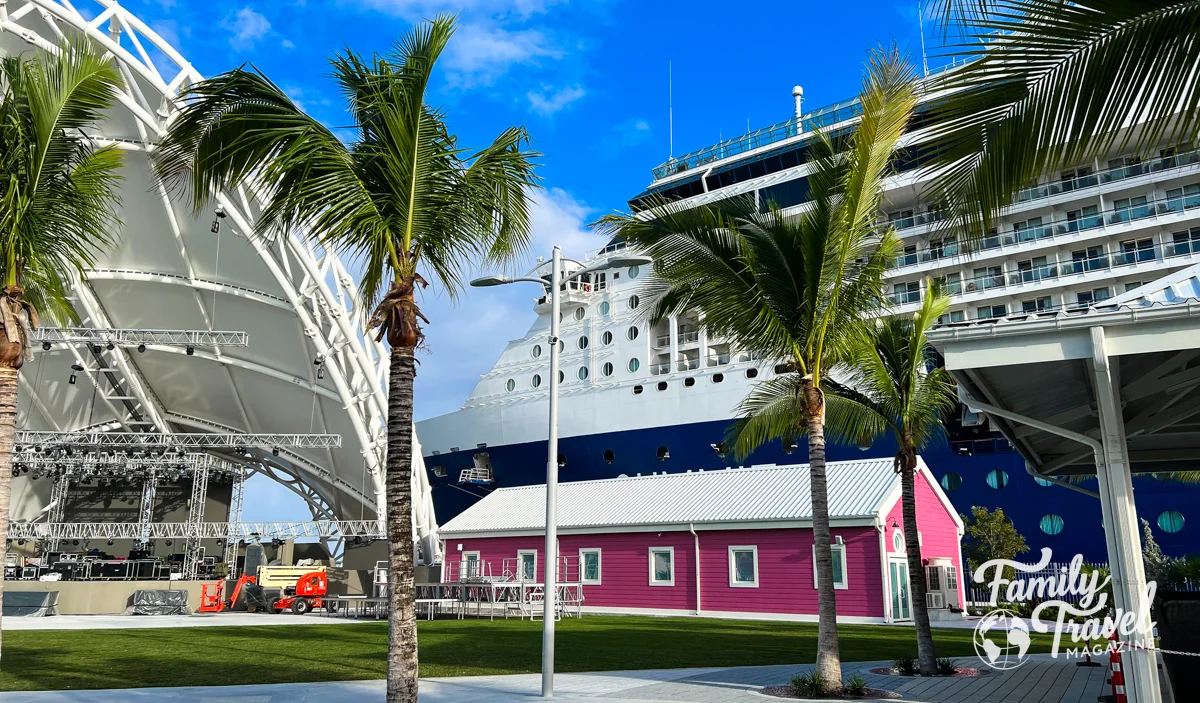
[0, 616, 1060, 691]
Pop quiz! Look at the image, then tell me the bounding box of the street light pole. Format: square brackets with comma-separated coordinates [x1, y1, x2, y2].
[469, 248, 652, 700]
[542, 245, 561, 698]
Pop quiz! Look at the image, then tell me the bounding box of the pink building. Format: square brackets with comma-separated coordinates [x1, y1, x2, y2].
[438, 457, 966, 623]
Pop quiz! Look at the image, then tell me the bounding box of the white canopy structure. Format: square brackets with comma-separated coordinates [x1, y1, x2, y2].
[0, 0, 439, 562]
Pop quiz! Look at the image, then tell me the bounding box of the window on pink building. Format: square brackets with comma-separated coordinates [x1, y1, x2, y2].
[812, 542, 848, 590]
[729, 546, 759, 588]
[649, 547, 675, 586]
[580, 549, 601, 585]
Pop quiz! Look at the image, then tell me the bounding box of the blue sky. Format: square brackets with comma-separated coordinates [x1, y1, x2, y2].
[108, 0, 946, 520]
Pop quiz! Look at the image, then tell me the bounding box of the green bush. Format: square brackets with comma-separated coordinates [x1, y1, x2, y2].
[936, 658, 958, 676]
[843, 675, 868, 696]
[790, 672, 827, 697]
[894, 656, 918, 675]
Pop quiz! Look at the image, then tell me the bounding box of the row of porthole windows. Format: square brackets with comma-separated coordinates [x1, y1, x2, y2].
[1038, 511, 1185, 535]
[508, 360, 764, 392]
[529, 326, 641, 359]
[556, 290, 642, 324]
[940, 470, 1010, 492]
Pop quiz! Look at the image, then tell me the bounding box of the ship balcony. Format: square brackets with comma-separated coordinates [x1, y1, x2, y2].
[653, 333, 670, 348]
[707, 353, 731, 367]
[650, 362, 672, 375]
[677, 358, 701, 372]
[533, 284, 595, 314]
[677, 330, 699, 346]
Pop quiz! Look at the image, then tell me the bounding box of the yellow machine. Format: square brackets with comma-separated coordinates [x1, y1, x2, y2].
[256, 565, 327, 588]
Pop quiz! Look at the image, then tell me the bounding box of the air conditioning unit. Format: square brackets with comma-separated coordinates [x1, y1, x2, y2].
[926, 592, 945, 609]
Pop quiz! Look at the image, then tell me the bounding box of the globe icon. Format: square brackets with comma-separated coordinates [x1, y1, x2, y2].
[973, 609, 1032, 670]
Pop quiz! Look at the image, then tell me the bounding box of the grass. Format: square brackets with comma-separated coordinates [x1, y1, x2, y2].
[0, 615, 1063, 691]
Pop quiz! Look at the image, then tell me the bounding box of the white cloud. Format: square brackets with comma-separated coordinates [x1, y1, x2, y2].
[442, 23, 560, 87]
[222, 6, 272, 50]
[360, 0, 562, 21]
[602, 116, 652, 154]
[526, 85, 586, 116]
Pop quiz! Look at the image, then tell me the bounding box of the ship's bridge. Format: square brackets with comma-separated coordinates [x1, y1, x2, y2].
[0, 0, 437, 559]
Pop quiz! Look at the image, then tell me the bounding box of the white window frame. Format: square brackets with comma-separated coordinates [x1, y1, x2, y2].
[892, 529, 905, 554]
[462, 551, 481, 579]
[517, 550, 538, 582]
[728, 545, 759, 588]
[579, 548, 602, 585]
[812, 543, 849, 590]
[648, 546, 675, 586]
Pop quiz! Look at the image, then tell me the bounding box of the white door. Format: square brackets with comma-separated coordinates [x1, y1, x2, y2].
[889, 559, 911, 621]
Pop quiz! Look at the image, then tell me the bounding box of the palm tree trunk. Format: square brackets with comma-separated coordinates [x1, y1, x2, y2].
[900, 446, 938, 676]
[0, 366, 18, 657]
[804, 376, 841, 689]
[385, 344, 418, 703]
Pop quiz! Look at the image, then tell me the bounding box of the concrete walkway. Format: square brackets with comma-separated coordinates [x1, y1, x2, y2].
[1, 612, 369, 630]
[0, 656, 1108, 702]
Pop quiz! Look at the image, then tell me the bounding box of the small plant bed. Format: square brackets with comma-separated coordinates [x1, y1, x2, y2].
[759, 674, 901, 700]
[868, 657, 984, 678]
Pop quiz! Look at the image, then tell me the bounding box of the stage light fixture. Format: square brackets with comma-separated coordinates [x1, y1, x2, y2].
[186, 345, 194, 356]
[107, 539, 114, 546]
[106, 342, 114, 351]
[41, 341, 51, 351]
[137, 343, 146, 353]
[91, 344, 102, 354]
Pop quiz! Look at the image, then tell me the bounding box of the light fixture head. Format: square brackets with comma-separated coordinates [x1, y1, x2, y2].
[469, 274, 511, 287]
[186, 345, 194, 356]
[137, 343, 146, 353]
[41, 341, 51, 351]
[605, 255, 654, 269]
[106, 342, 114, 351]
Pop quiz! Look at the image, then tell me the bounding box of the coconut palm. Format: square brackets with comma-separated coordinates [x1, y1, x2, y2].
[153, 16, 538, 702]
[922, 0, 1200, 242]
[0, 37, 124, 655]
[823, 285, 957, 676]
[599, 50, 917, 690]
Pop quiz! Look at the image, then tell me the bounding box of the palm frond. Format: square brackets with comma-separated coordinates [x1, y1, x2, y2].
[923, 0, 1200, 246]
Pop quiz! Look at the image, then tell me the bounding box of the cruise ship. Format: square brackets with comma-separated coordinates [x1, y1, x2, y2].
[417, 83, 1200, 563]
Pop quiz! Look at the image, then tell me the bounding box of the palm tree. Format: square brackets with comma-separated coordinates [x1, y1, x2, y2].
[599, 50, 917, 691]
[0, 37, 124, 655]
[922, 0, 1200, 241]
[821, 285, 957, 676]
[153, 16, 538, 702]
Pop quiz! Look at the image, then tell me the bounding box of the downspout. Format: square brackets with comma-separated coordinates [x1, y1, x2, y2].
[689, 523, 701, 615]
[960, 392, 1101, 499]
[877, 519, 891, 623]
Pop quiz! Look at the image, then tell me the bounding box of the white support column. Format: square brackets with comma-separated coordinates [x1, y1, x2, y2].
[668, 315, 679, 371]
[1089, 327, 1161, 703]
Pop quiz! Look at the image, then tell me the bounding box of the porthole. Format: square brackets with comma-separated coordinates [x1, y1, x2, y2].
[1158, 510, 1185, 533]
[684, 377, 695, 387]
[746, 368, 759, 379]
[713, 442, 729, 458]
[602, 331, 613, 345]
[628, 295, 640, 310]
[713, 373, 724, 383]
[559, 340, 565, 353]
[633, 385, 644, 394]
[986, 469, 1009, 489]
[578, 366, 589, 381]
[506, 379, 515, 392]
[532, 345, 542, 358]
[599, 301, 610, 316]
[892, 531, 904, 552]
[531, 374, 542, 388]
[1033, 476, 1054, 487]
[656, 445, 669, 460]
[431, 465, 446, 478]
[603, 449, 615, 464]
[629, 265, 641, 279]
[602, 362, 614, 377]
[559, 312, 563, 322]
[628, 358, 640, 372]
[1039, 514, 1065, 535]
[578, 336, 589, 349]
[940, 472, 962, 492]
[657, 381, 668, 391]
[558, 370, 565, 383]
[574, 307, 585, 321]
[627, 326, 639, 341]
[558, 453, 567, 467]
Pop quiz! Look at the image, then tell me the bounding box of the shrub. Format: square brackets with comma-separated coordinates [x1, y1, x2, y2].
[843, 675, 868, 696]
[894, 656, 918, 676]
[936, 658, 958, 676]
[790, 672, 827, 697]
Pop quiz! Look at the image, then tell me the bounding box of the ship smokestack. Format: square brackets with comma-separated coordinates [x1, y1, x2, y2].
[792, 85, 804, 119]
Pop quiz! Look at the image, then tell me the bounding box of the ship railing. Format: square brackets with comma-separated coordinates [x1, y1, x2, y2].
[706, 353, 731, 367]
[677, 330, 699, 345]
[655, 334, 671, 347]
[677, 358, 701, 371]
[458, 467, 494, 485]
[649, 362, 671, 375]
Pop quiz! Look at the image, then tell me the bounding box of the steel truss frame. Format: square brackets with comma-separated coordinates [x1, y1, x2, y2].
[0, 1, 441, 561]
[33, 327, 249, 347]
[16, 431, 342, 450]
[11, 521, 385, 541]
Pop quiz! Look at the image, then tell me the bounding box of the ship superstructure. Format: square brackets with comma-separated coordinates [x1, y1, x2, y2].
[418, 81, 1200, 564]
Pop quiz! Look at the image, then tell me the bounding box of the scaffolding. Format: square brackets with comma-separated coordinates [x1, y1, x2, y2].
[182, 462, 209, 580]
[224, 466, 246, 571]
[10, 520, 384, 541]
[15, 431, 341, 451]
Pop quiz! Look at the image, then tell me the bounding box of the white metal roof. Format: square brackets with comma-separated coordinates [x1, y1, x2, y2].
[440, 457, 931, 536]
[1109, 262, 1200, 307]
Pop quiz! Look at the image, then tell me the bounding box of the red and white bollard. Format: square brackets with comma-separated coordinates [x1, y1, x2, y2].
[1108, 632, 1127, 703]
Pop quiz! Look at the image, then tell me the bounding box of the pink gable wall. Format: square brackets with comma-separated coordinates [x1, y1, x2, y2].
[446, 525, 884, 618]
[882, 469, 966, 607]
